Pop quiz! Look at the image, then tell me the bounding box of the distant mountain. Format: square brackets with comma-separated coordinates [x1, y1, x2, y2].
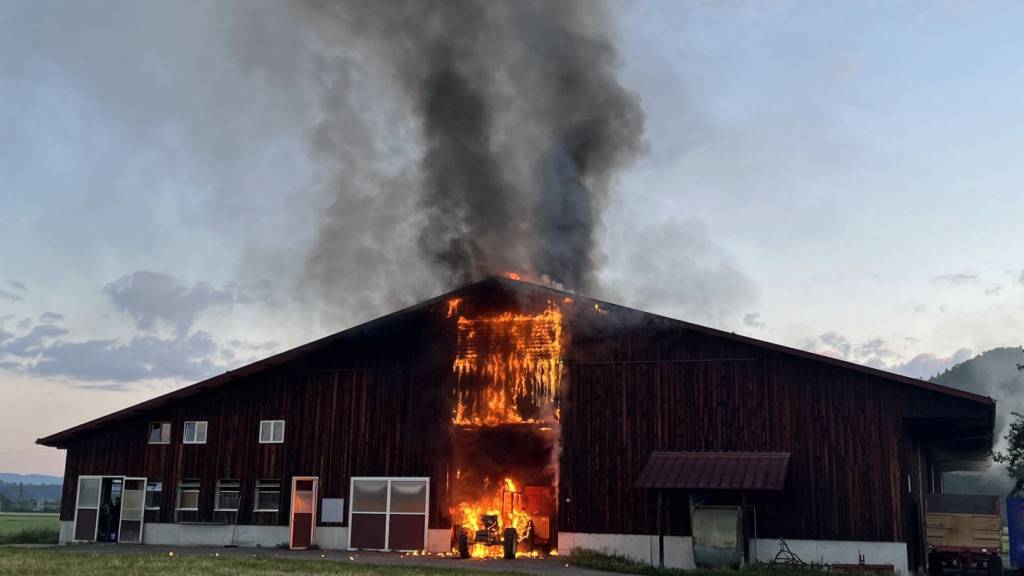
[0, 473, 62, 485]
[932, 346, 1024, 438]
[930, 347, 1023, 501]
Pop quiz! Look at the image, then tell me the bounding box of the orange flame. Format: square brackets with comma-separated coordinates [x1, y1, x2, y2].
[447, 298, 462, 319]
[452, 477, 534, 558]
[452, 303, 563, 425]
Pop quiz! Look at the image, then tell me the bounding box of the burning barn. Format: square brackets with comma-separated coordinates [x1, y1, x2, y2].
[38, 276, 993, 572]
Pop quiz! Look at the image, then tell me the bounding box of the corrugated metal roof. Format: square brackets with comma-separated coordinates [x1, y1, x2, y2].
[634, 451, 791, 491]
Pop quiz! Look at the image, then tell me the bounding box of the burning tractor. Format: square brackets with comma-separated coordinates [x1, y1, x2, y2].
[454, 478, 556, 559]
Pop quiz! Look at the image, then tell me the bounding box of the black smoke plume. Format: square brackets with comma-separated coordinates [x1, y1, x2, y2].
[304, 0, 644, 293]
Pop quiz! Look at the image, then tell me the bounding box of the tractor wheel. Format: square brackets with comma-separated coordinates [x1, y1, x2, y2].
[987, 553, 1003, 576]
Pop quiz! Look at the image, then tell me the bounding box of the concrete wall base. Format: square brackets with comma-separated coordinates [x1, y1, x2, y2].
[560, 532, 909, 575]
[558, 532, 695, 569]
[58, 521, 74, 544]
[141, 523, 289, 548]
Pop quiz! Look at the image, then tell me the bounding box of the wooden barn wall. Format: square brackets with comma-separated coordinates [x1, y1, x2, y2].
[559, 312, 990, 542]
[59, 304, 457, 527]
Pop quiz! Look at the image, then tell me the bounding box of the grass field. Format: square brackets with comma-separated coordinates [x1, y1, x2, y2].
[0, 548, 532, 576]
[0, 512, 59, 544]
[0, 513, 59, 535]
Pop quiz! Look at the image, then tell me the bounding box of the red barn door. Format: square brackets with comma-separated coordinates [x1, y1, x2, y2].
[289, 477, 318, 550]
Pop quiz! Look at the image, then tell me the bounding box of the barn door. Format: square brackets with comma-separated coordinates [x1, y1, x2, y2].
[289, 477, 318, 550]
[118, 477, 146, 544]
[73, 476, 102, 542]
[348, 477, 429, 551]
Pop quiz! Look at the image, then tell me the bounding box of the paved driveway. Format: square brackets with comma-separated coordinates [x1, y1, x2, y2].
[48, 544, 612, 576]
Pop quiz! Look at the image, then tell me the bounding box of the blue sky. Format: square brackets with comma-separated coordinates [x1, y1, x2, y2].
[2, 1, 1022, 474]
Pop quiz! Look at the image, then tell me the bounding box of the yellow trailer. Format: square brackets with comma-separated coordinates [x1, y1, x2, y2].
[926, 494, 1003, 576]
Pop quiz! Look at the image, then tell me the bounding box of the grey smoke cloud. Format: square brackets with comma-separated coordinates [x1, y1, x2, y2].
[300, 0, 645, 293]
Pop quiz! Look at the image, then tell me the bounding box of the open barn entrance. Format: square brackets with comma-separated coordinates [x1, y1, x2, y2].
[74, 475, 141, 543]
[446, 297, 564, 557]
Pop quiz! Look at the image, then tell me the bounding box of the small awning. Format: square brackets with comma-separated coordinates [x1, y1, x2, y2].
[634, 451, 791, 491]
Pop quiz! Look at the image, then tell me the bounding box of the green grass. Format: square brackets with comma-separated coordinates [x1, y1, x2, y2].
[0, 548, 534, 576]
[567, 547, 868, 576]
[0, 513, 59, 545]
[0, 513, 58, 535]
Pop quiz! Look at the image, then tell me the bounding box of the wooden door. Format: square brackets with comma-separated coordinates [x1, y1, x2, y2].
[73, 476, 102, 542]
[118, 477, 146, 544]
[289, 477, 318, 550]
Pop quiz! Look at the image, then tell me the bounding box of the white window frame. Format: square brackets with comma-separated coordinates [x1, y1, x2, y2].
[176, 479, 201, 512]
[215, 479, 241, 512]
[183, 421, 208, 444]
[144, 480, 163, 510]
[254, 479, 281, 512]
[259, 420, 285, 444]
[148, 422, 171, 444]
[347, 476, 429, 552]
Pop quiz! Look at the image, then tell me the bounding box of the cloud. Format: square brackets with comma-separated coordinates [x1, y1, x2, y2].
[815, 331, 852, 358]
[39, 312, 64, 324]
[2, 324, 70, 357]
[890, 348, 974, 380]
[8, 281, 25, 291]
[103, 271, 238, 335]
[0, 288, 23, 303]
[931, 272, 979, 285]
[805, 332, 973, 380]
[30, 331, 221, 383]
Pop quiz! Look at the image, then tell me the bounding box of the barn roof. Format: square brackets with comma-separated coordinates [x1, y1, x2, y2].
[37, 275, 994, 448]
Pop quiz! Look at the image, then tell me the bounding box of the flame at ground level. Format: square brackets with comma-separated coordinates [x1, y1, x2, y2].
[451, 477, 534, 558]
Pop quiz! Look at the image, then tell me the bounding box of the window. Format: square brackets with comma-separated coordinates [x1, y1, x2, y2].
[176, 479, 200, 511]
[254, 480, 280, 512]
[258, 420, 285, 444]
[215, 480, 240, 511]
[145, 481, 162, 510]
[148, 422, 171, 444]
[183, 421, 207, 444]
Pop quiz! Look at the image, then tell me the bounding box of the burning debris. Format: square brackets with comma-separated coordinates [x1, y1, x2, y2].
[447, 296, 566, 557]
[453, 303, 563, 426]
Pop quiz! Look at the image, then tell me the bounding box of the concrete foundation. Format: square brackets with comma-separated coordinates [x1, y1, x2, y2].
[558, 532, 696, 569]
[559, 532, 909, 574]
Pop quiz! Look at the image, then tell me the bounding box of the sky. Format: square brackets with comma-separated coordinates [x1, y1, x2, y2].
[2, 1, 1023, 476]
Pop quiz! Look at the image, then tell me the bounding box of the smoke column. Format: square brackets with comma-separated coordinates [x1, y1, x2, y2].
[303, 0, 644, 293]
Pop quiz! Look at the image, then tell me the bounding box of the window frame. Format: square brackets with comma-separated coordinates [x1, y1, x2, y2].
[148, 422, 172, 445]
[258, 420, 285, 444]
[254, 479, 281, 513]
[176, 479, 201, 512]
[214, 479, 241, 512]
[182, 420, 208, 445]
[144, 480, 163, 511]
